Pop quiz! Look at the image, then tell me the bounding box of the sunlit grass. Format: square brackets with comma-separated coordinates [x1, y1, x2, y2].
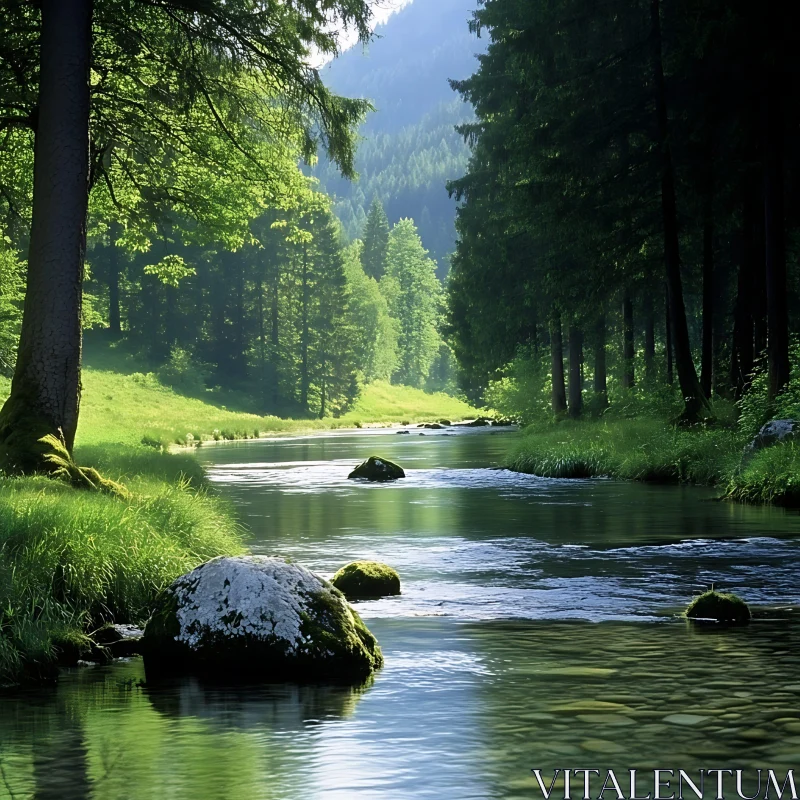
[508, 418, 744, 486]
[1, 371, 478, 449]
[0, 465, 244, 686]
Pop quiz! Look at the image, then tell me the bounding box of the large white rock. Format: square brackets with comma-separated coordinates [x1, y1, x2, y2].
[142, 556, 383, 682]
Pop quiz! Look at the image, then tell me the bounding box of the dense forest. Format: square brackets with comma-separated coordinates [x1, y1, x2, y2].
[313, 0, 484, 273]
[0, 2, 453, 435]
[448, 0, 800, 427]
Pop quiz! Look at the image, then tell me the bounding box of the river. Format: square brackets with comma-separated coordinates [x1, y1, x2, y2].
[2, 427, 800, 799]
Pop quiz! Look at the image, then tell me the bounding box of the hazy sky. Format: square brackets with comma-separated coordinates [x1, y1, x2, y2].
[315, 0, 413, 65]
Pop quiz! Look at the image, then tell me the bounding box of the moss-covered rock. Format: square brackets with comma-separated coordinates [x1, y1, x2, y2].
[331, 561, 401, 600]
[142, 556, 383, 683]
[685, 589, 751, 624]
[348, 456, 405, 482]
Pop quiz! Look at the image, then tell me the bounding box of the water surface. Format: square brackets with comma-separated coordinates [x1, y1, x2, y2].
[2, 428, 800, 800]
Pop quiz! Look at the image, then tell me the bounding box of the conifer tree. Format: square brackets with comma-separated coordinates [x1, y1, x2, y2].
[381, 219, 442, 387]
[361, 198, 390, 280]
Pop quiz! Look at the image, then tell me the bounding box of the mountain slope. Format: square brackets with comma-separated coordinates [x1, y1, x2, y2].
[314, 0, 485, 273]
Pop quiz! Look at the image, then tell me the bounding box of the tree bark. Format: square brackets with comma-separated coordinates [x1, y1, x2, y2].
[0, 0, 93, 470]
[108, 221, 121, 337]
[701, 163, 714, 400]
[568, 324, 583, 419]
[550, 314, 567, 416]
[622, 293, 635, 390]
[650, 0, 709, 420]
[300, 243, 310, 412]
[763, 81, 790, 399]
[665, 285, 673, 386]
[593, 313, 608, 412]
[644, 295, 655, 383]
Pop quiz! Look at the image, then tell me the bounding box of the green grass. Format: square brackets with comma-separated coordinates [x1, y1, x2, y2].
[507, 416, 800, 506]
[0, 461, 244, 686]
[0, 348, 477, 686]
[2, 372, 477, 449]
[507, 418, 744, 486]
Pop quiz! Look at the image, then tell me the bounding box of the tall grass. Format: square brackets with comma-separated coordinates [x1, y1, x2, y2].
[0, 467, 243, 686]
[508, 418, 744, 486]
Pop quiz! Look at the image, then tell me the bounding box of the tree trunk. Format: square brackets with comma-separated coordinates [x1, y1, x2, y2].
[593, 313, 608, 412]
[550, 314, 567, 416]
[665, 285, 674, 386]
[643, 295, 655, 383]
[650, 0, 709, 420]
[300, 243, 310, 412]
[0, 0, 93, 471]
[269, 270, 280, 409]
[108, 221, 121, 337]
[763, 82, 790, 399]
[165, 285, 177, 348]
[732, 185, 757, 397]
[622, 293, 635, 390]
[701, 165, 714, 400]
[568, 324, 583, 419]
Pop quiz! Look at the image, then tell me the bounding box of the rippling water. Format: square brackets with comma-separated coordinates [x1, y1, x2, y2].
[2, 428, 800, 800]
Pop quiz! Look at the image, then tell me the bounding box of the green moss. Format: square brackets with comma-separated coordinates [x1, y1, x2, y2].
[142, 580, 383, 684]
[685, 590, 751, 624]
[331, 561, 401, 599]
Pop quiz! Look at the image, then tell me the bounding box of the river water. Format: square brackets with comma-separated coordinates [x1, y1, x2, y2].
[2, 428, 800, 800]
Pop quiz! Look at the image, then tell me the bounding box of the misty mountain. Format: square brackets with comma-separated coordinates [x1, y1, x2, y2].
[314, 0, 485, 274]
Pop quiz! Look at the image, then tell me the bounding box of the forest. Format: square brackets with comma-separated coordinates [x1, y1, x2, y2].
[1, 1, 800, 795]
[449, 0, 798, 420]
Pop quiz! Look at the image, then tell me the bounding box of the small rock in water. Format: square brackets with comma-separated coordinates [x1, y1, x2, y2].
[348, 456, 405, 482]
[395, 430, 411, 435]
[142, 556, 383, 683]
[331, 561, 401, 600]
[685, 589, 751, 624]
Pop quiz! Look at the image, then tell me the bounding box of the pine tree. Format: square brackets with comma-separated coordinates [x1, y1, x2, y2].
[381, 218, 442, 387]
[361, 198, 390, 280]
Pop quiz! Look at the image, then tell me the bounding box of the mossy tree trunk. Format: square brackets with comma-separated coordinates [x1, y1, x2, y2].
[0, 0, 92, 472]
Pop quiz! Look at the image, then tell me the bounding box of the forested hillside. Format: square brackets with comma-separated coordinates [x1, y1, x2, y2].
[313, 0, 484, 273]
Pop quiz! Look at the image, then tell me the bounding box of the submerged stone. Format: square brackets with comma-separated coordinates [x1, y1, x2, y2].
[142, 556, 383, 683]
[331, 561, 401, 600]
[685, 589, 751, 624]
[348, 456, 405, 482]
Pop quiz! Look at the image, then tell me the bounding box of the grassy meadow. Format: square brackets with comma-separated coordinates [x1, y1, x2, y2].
[0, 347, 479, 686]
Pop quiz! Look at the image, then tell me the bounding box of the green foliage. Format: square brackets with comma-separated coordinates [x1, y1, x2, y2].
[360, 198, 390, 280]
[157, 347, 210, 396]
[381, 219, 443, 388]
[343, 241, 399, 382]
[484, 351, 552, 424]
[143, 255, 196, 288]
[737, 343, 800, 439]
[0, 235, 23, 377]
[0, 457, 243, 685]
[508, 419, 742, 486]
[725, 444, 800, 506]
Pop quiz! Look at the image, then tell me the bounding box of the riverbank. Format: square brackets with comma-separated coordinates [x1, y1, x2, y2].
[506, 418, 800, 505]
[0, 364, 478, 686]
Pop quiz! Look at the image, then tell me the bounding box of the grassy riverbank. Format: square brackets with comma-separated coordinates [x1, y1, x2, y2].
[507, 417, 800, 505]
[0, 450, 244, 687]
[0, 353, 478, 686]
